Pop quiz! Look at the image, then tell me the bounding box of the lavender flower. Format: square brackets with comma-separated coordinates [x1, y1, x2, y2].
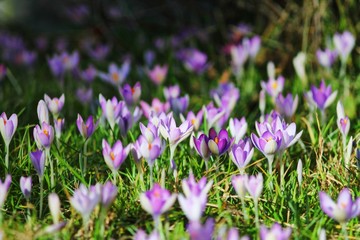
[261, 76, 285, 98]
[275, 93, 299, 119]
[333, 31, 355, 64]
[0, 112, 18, 147]
[101, 181, 118, 209]
[20, 176, 32, 200]
[119, 82, 141, 106]
[316, 49, 338, 68]
[30, 149, 46, 177]
[37, 100, 49, 126]
[319, 188, 360, 223]
[336, 101, 350, 138]
[169, 95, 189, 115]
[147, 65, 168, 85]
[140, 98, 170, 119]
[229, 138, 254, 173]
[186, 110, 203, 131]
[260, 223, 292, 240]
[0, 175, 11, 209]
[99, 94, 122, 130]
[139, 184, 177, 223]
[243, 35, 261, 59]
[98, 61, 130, 87]
[193, 134, 211, 161]
[138, 135, 162, 168]
[187, 218, 214, 240]
[102, 139, 129, 172]
[305, 80, 337, 111]
[33, 122, 54, 149]
[87, 44, 110, 61]
[207, 128, 232, 156]
[164, 85, 180, 100]
[44, 94, 65, 119]
[228, 117, 247, 144]
[70, 183, 101, 227]
[76, 88, 93, 105]
[181, 49, 209, 74]
[230, 44, 248, 78]
[54, 118, 65, 139]
[81, 64, 97, 83]
[76, 114, 97, 139]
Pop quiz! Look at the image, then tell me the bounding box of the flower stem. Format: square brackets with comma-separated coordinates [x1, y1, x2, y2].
[47, 149, 55, 190]
[150, 166, 153, 188]
[5, 144, 9, 174]
[280, 156, 284, 191]
[267, 155, 274, 190]
[341, 222, 348, 240]
[240, 196, 248, 222]
[39, 177, 44, 219]
[83, 139, 88, 175]
[254, 199, 260, 231]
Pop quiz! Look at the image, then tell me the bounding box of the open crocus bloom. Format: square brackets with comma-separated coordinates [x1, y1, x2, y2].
[319, 188, 360, 223]
[207, 128, 232, 156]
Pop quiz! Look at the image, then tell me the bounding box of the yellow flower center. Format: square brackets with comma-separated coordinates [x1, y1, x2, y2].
[43, 129, 49, 137]
[111, 72, 119, 82]
[271, 82, 278, 89]
[214, 137, 219, 144]
[110, 151, 115, 161]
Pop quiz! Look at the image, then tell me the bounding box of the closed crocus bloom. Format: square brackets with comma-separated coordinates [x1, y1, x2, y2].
[163, 85, 180, 100]
[102, 139, 129, 172]
[140, 98, 170, 119]
[243, 35, 261, 59]
[0, 112, 18, 146]
[101, 181, 118, 209]
[207, 128, 232, 156]
[20, 176, 32, 200]
[37, 100, 49, 126]
[169, 95, 189, 115]
[81, 64, 97, 83]
[0, 175, 11, 209]
[275, 93, 299, 119]
[76, 114, 97, 139]
[293, 52, 307, 85]
[232, 174, 248, 199]
[138, 136, 162, 167]
[229, 117, 247, 144]
[260, 223, 292, 240]
[182, 174, 213, 198]
[44, 94, 65, 118]
[230, 44, 248, 77]
[60, 51, 79, 71]
[54, 118, 65, 139]
[316, 48, 338, 68]
[319, 188, 360, 223]
[119, 82, 141, 106]
[230, 138, 254, 172]
[187, 218, 214, 240]
[30, 149, 46, 177]
[182, 49, 209, 74]
[245, 173, 263, 200]
[336, 101, 350, 137]
[139, 183, 176, 221]
[147, 64, 168, 85]
[48, 193, 61, 224]
[193, 134, 211, 160]
[99, 94, 122, 130]
[333, 31, 355, 63]
[33, 122, 54, 149]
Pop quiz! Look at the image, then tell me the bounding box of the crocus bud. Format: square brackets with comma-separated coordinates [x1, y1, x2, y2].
[0, 175, 11, 209]
[297, 159, 303, 186]
[54, 118, 65, 139]
[48, 193, 61, 224]
[293, 52, 307, 86]
[37, 100, 49, 126]
[0, 112, 18, 147]
[20, 176, 32, 200]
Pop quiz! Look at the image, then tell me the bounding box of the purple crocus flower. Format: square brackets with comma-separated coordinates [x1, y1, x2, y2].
[316, 48, 338, 68]
[193, 134, 211, 161]
[186, 110, 203, 131]
[134, 229, 160, 240]
[243, 35, 261, 59]
[44, 94, 65, 119]
[169, 95, 189, 115]
[187, 218, 214, 240]
[261, 76, 285, 98]
[139, 122, 159, 142]
[0, 64, 7, 80]
[81, 64, 97, 83]
[98, 61, 130, 87]
[305, 80, 337, 111]
[37, 100, 49, 126]
[102, 139, 129, 172]
[48, 193, 61, 224]
[182, 173, 213, 198]
[164, 85, 180, 100]
[117, 103, 142, 136]
[229, 138, 254, 173]
[140, 98, 170, 119]
[70, 183, 101, 226]
[101, 181, 118, 209]
[139, 183, 177, 221]
[275, 93, 299, 119]
[205, 103, 226, 130]
[76, 114, 97, 139]
[30, 149, 46, 177]
[47, 55, 64, 79]
[87, 44, 110, 61]
[138, 135, 162, 168]
[228, 117, 247, 144]
[20, 176, 32, 200]
[144, 50, 155, 67]
[232, 174, 248, 199]
[54, 118, 65, 139]
[33, 122, 54, 149]
[147, 64, 168, 85]
[182, 49, 209, 74]
[207, 128, 232, 156]
[99, 94, 122, 130]
[319, 188, 360, 223]
[0, 175, 11, 209]
[336, 101, 350, 137]
[230, 44, 248, 78]
[76, 88, 93, 105]
[333, 31, 355, 63]
[245, 173, 263, 200]
[0, 112, 18, 147]
[260, 223, 292, 240]
[119, 82, 141, 106]
[60, 51, 79, 71]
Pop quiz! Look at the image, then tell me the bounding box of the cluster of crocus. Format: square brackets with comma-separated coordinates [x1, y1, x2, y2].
[98, 61, 130, 87]
[251, 113, 302, 187]
[70, 182, 118, 233]
[319, 188, 360, 239]
[139, 183, 176, 228]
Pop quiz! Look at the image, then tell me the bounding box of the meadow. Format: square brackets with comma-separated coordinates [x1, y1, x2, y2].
[0, 1, 359, 239]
